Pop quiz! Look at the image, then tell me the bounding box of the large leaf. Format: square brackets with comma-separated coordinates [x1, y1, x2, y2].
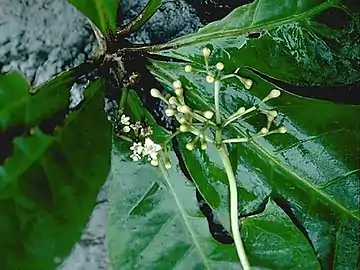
[148, 59, 360, 269]
[108, 90, 319, 269]
[152, 0, 360, 86]
[67, 0, 119, 36]
[0, 78, 111, 269]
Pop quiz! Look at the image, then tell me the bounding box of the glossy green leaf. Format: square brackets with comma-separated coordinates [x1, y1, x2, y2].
[148, 59, 360, 269]
[153, 0, 360, 85]
[108, 90, 319, 269]
[0, 71, 75, 132]
[68, 0, 119, 36]
[242, 199, 320, 269]
[119, 0, 169, 35]
[0, 79, 111, 269]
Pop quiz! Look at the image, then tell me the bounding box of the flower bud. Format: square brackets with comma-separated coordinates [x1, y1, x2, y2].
[201, 142, 207, 150]
[278, 126, 287, 134]
[169, 97, 179, 105]
[268, 89, 281, 99]
[242, 78, 253, 89]
[150, 88, 162, 98]
[165, 108, 177, 117]
[179, 124, 190, 132]
[150, 159, 159, 166]
[186, 142, 195, 151]
[259, 127, 269, 135]
[173, 80, 182, 89]
[178, 105, 191, 114]
[184, 65, 193, 73]
[203, 110, 214, 119]
[268, 110, 278, 118]
[206, 75, 215, 83]
[175, 87, 183, 97]
[216, 62, 224, 71]
[164, 160, 172, 170]
[202, 47, 211, 58]
[178, 117, 188, 125]
[267, 115, 274, 123]
[237, 107, 246, 114]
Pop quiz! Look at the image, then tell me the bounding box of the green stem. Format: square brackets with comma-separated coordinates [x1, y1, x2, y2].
[163, 130, 181, 146]
[188, 127, 214, 143]
[217, 146, 250, 270]
[113, 65, 127, 114]
[222, 106, 256, 128]
[192, 112, 217, 127]
[118, 87, 128, 114]
[214, 80, 221, 124]
[214, 80, 222, 146]
[117, 134, 133, 143]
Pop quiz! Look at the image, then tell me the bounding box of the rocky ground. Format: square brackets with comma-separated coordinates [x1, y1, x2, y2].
[0, 0, 202, 269]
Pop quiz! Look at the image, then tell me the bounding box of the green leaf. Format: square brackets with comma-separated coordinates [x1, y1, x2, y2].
[147, 59, 360, 269]
[108, 90, 319, 269]
[109, 145, 239, 269]
[119, 0, 169, 35]
[67, 0, 119, 36]
[153, 0, 360, 85]
[242, 199, 320, 269]
[0, 79, 111, 269]
[0, 72, 30, 130]
[0, 71, 75, 132]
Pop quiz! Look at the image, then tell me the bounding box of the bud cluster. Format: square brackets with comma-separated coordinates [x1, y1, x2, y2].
[148, 47, 287, 153]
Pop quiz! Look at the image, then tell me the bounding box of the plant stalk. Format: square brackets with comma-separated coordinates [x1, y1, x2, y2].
[214, 80, 222, 147]
[217, 146, 250, 270]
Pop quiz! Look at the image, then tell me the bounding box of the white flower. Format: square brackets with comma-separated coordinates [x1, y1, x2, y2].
[130, 121, 142, 132]
[143, 138, 161, 160]
[122, 126, 131, 133]
[130, 153, 141, 161]
[130, 142, 144, 155]
[140, 126, 153, 137]
[120, 114, 130, 126]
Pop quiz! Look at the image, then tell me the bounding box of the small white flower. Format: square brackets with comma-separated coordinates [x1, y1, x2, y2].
[120, 114, 130, 126]
[140, 126, 153, 137]
[143, 138, 161, 160]
[130, 121, 142, 132]
[122, 126, 131, 133]
[130, 153, 141, 161]
[130, 142, 144, 155]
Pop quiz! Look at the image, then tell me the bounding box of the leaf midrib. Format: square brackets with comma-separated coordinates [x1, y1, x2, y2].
[94, 0, 106, 33]
[159, 163, 212, 270]
[153, 0, 337, 51]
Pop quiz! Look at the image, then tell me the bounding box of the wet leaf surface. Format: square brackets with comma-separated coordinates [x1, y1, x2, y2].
[0, 77, 111, 269]
[148, 58, 360, 268]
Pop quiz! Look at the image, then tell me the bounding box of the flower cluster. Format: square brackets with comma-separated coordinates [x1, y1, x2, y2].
[150, 81, 214, 151]
[130, 138, 162, 165]
[108, 112, 163, 165]
[108, 112, 153, 139]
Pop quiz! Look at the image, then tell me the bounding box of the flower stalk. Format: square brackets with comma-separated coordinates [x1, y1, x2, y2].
[218, 146, 251, 270]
